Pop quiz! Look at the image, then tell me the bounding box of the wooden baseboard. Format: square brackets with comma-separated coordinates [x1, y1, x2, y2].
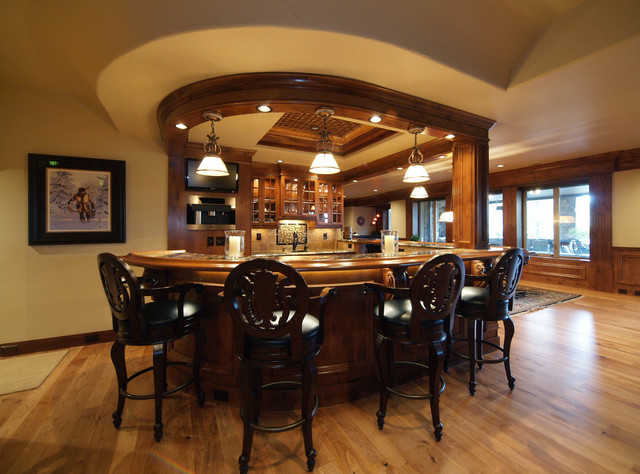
[0, 330, 115, 357]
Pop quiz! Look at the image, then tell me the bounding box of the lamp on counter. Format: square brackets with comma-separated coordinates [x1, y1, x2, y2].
[439, 211, 454, 223]
[309, 107, 340, 175]
[196, 112, 229, 177]
[410, 185, 429, 199]
[402, 126, 430, 184]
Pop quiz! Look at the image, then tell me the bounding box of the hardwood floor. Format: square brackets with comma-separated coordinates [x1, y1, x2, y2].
[1, 283, 639, 473]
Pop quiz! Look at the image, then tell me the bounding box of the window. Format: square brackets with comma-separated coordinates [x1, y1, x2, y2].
[524, 184, 590, 258]
[414, 199, 447, 242]
[488, 192, 503, 246]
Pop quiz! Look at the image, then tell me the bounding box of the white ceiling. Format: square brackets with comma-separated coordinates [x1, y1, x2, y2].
[1, 0, 639, 199]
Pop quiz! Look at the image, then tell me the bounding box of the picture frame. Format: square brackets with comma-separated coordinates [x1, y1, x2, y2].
[28, 154, 126, 245]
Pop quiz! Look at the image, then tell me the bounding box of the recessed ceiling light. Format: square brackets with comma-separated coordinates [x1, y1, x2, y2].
[439, 155, 447, 159]
[374, 189, 378, 192]
[276, 159, 284, 163]
[257, 105, 271, 113]
[352, 179, 358, 183]
[497, 164, 505, 168]
[369, 115, 382, 123]
[445, 134, 456, 139]
[397, 167, 404, 170]
[175, 123, 188, 130]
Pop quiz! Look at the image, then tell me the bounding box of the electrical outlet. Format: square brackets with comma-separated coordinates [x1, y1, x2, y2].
[257, 233, 261, 241]
[216, 236, 225, 246]
[323, 233, 327, 240]
[207, 237, 214, 246]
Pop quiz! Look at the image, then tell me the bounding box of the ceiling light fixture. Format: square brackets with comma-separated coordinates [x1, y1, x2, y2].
[445, 133, 456, 139]
[175, 123, 188, 130]
[410, 185, 429, 199]
[309, 107, 340, 175]
[402, 126, 430, 184]
[276, 159, 284, 163]
[257, 105, 271, 113]
[497, 164, 505, 168]
[369, 115, 382, 123]
[196, 112, 229, 177]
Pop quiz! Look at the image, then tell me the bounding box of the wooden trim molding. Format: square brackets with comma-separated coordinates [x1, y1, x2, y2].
[0, 330, 115, 357]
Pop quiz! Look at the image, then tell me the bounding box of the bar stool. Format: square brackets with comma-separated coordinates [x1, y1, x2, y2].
[223, 258, 336, 473]
[364, 254, 465, 441]
[97, 253, 206, 441]
[449, 248, 525, 395]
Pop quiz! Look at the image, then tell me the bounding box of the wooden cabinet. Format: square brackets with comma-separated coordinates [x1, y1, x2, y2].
[251, 175, 278, 227]
[280, 176, 316, 219]
[317, 181, 343, 227]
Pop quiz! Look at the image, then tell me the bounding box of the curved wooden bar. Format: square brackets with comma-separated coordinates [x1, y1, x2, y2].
[123, 248, 506, 406]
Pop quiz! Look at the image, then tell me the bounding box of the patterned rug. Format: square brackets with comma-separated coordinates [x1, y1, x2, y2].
[511, 285, 581, 316]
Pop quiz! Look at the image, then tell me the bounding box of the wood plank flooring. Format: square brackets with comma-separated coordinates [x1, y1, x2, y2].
[1, 282, 639, 473]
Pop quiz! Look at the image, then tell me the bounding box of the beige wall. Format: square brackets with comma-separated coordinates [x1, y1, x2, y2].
[0, 84, 168, 345]
[612, 169, 640, 247]
[344, 206, 375, 236]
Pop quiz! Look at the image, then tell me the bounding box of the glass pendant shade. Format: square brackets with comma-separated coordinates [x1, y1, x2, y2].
[410, 185, 429, 199]
[196, 154, 229, 176]
[403, 164, 430, 183]
[439, 211, 454, 222]
[310, 151, 340, 174]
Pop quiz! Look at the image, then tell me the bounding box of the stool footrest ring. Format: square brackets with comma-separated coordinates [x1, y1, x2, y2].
[120, 361, 196, 400]
[241, 380, 320, 433]
[385, 360, 445, 399]
[450, 338, 509, 364]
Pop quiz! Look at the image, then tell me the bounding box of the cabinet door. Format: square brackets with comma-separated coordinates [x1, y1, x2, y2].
[281, 176, 300, 217]
[252, 175, 278, 227]
[331, 183, 343, 225]
[300, 179, 316, 218]
[263, 176, 278, 224]
[316, 181, 331, 225]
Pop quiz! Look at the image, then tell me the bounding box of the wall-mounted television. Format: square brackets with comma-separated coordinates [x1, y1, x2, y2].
[185, 158, 238, 193]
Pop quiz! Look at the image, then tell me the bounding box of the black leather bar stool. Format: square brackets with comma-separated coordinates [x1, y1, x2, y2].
[97, 253, 206, 441]
[364, 254, 465, 441]
[223, 258, 336, 473]
[449, 248, 525, 395]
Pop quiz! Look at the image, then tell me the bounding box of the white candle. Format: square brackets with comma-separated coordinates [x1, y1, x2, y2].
[228, 235, 242, 258]
[383, 235, 395, 255]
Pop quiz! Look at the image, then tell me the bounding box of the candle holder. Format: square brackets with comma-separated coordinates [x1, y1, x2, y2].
[381, 230, 398, 256]
[225, 230, 245, 259]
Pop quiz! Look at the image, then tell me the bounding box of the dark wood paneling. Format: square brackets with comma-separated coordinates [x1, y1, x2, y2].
[613, 247, 640, 294]
[522, 256, 589, 287]
[501, 186, 522, 248]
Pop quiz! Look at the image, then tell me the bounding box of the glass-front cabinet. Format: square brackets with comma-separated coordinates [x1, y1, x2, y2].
[251, 175, 278, 227]
[317, 180, 343, 227]
[280, 176, 316, 219]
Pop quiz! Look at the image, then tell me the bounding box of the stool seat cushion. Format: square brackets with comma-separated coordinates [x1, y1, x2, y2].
[457, 286, 509, 320]
[375, 299, 442, 329]
[248, 314, 320, 346]
[141, 300, 203, 326]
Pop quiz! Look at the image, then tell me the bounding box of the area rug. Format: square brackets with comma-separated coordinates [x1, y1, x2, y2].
[511, 286, 581, 316]
[0, 350, 68, 395]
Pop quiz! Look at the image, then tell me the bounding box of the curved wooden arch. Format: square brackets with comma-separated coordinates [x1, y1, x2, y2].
[156, 72, 495, 157]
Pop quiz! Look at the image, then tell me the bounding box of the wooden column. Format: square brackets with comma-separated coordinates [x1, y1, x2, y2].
[452, 139, 489, 249]
[501, 185, 522, 248]
[588, 172, 613, 292]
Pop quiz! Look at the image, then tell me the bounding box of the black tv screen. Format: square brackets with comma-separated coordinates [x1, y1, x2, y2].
[185, 159, 238, 192]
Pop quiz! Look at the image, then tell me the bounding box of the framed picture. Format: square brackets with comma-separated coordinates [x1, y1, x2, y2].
[28, 154, 126, 245]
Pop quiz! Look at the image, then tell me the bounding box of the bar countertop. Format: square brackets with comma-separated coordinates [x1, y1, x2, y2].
[123, 246, 508, 272]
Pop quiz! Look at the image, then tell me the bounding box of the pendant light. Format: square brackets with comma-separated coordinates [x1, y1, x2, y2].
[402, 126, 430, 183]
[309, 107, 340, 175]
[196, 112, 229, 177]
[410, 185, 429, 199]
